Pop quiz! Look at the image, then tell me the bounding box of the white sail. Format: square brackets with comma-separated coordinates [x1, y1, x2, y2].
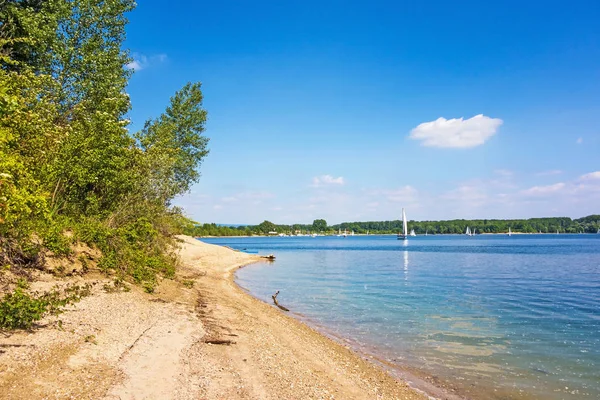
[508, 227, 512, 236]
[402, 208, 408, 237]
[465, 226, 471, 235]
[410, 229, 416, 236]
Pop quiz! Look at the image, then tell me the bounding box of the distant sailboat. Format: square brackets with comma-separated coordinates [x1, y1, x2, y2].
[507, 227, 512, 237]
[472, 228, 476, 235]
[465, 226, 471, 236]
[397, 208, 408, 240]
[425, 230, 428, 236]
[410, 229, 416, 237]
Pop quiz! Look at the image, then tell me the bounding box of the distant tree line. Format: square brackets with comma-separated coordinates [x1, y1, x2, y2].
[185, 215, 600, 237]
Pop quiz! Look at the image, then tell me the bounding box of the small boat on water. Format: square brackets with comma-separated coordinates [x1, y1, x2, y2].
[410, 229, 416, 237]
[507, 227, 512, 237]
[397, 208, 408, 240]
[465, 226, 472, 236]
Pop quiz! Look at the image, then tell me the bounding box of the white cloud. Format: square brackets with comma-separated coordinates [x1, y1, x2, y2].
[409, 114, 503, 148]
[311, 175, 345, 187]
[579, 171, 600, 181]
[126, 53, 168, 71]
[494, 169, 513, 177]
[384, 186, 418, 202]
[521, 182, 565, 196]
[221, 191, 274, 203]
[576, 137, 583, 144]
[126, 60, 143, 71]
[442, 185, 488, 202]
[535, 170, 563, 176]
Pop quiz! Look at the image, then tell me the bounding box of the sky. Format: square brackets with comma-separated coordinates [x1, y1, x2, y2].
[124, 0, 600, 225]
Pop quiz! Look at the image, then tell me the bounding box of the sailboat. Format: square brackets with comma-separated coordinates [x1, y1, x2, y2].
[397, 208, 408, 240]
[410, 229, 416, 237]
[507, 227, 512, 237]
[425, 230, 428, 236]
[465, 226, 471, 236]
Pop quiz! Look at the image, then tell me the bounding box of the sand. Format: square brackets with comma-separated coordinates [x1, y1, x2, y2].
[0, 236, 434, 400]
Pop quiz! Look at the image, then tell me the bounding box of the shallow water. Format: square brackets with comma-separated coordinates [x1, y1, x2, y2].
[203, 234, 600, 399]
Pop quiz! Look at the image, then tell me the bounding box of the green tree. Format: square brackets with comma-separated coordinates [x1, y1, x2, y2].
[135, 82, 209, 203]
[257, 220, 276, 234]
[312, 219, 327, 233]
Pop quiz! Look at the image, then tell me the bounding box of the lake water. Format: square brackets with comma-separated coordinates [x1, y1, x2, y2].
[202, 235, 600, 400]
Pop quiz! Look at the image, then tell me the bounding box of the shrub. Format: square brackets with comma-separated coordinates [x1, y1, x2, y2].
[0, 284, 91, 330]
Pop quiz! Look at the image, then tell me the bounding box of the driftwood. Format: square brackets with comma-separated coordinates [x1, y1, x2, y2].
[271, 290, 289, 312]
[203, 339, 236, 345]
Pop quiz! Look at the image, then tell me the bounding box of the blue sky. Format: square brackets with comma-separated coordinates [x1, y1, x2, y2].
[124, 1, 600, 224]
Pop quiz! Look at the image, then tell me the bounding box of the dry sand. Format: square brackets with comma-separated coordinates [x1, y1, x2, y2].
[0, 236, 437, 400]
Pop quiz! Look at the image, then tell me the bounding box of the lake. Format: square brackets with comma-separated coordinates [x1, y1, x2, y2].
[202, 234, 600, 400]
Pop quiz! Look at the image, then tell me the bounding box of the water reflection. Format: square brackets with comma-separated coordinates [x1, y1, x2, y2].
[403, 250, 409, 280]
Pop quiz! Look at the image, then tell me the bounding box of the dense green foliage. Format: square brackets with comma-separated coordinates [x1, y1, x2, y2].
[0, 281, 91, 329]
[329, 215, 600, 234]
[0, 0, 209, 304]
[185, 215, 600, 237]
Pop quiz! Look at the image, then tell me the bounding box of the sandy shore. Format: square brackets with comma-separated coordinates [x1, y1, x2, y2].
[0, 235, 436, 400]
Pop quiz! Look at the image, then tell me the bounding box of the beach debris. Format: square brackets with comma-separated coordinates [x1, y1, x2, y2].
[262, 254, 276, 260]
[203, 338, 236, 345]
[271, 290, 289, 312]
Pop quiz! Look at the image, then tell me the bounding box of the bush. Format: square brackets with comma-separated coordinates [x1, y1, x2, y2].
[0, 284, 91, 330]
[0, 288, 47, 329]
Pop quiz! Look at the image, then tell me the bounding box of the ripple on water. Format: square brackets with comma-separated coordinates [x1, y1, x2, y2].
[225, 235, 600, 400]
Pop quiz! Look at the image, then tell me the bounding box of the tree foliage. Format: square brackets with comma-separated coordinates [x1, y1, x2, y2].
[0, 0, 210, 300]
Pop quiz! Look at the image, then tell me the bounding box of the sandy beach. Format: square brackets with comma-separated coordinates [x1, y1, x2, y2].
[0, 235, 436, 400]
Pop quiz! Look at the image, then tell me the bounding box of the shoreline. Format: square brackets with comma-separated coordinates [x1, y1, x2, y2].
[0, 235, 433, 399]
[235, 277, 466, 400]
[199, 231, 586, 238]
